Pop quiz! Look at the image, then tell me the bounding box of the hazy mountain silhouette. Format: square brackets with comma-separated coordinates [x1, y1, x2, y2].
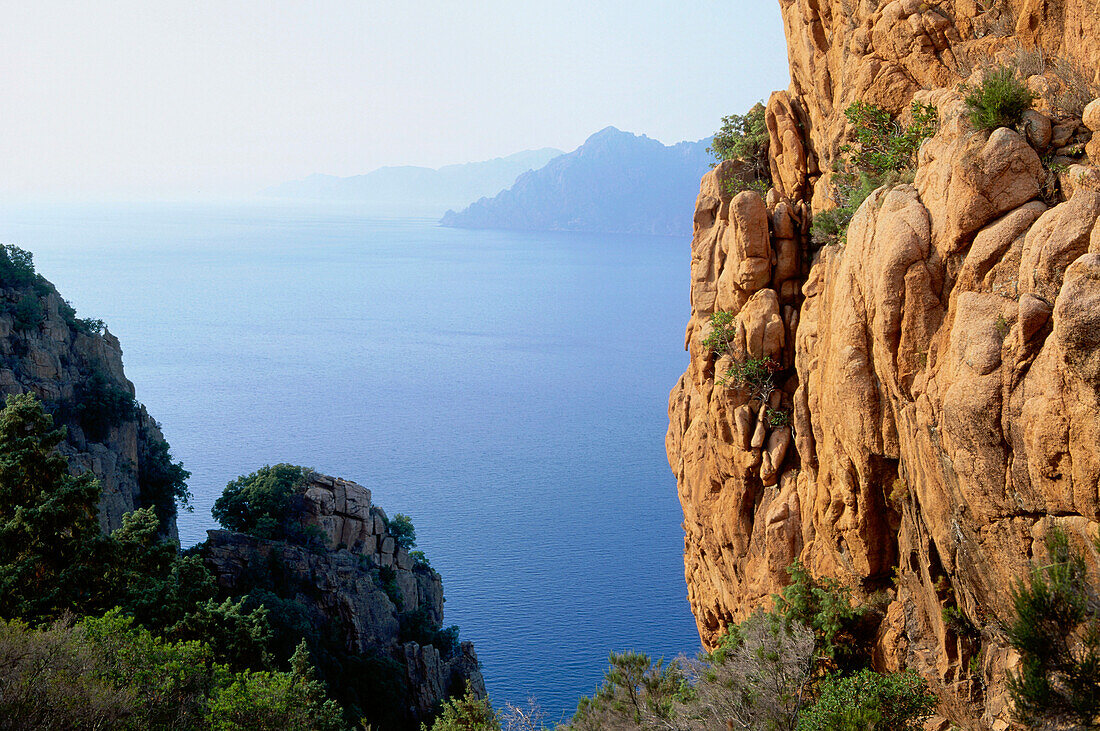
[439, 127, 713, 236]
[264, 148, 563, 215]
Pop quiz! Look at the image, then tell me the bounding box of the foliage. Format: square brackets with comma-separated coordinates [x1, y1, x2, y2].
[1006, 527, 1100, 729]
[941, 605, 979, 639]
[840, 101, 937, 177]
[766, 407, 791, 429]
[0, 245, 45, 291]
[724, 355, 782, 404]
[0, 392, 104, 621]
[422, 688, 499, 731]
[709, 102, 772, 196]
[773, 561, 869, 673]
[701, 311, 737, 358]
[0, 610, 345, 731]
[73, 366, 138, 442]
[680, 611, 815, 731]
[410, 549, 431, 568]
[8, 294, 43, 331]
[205, 641, 345, 731]
[212, 463, 312, 540]
[138, 426, 193, 527]
[812, 101, 937, 246]
[391, 512, 417, 550]
[963, 66, 1036, 131]
[571, 651, 685, 729]
[796, 669, 937, 731]
[378, 564, 403, 609]
[400, 606, 460, 658]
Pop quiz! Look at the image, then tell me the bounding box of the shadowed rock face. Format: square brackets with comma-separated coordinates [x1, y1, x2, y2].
[668, 1, 1100, 727]
[204, 473, 485, 724]
[0, 279, 179, 540]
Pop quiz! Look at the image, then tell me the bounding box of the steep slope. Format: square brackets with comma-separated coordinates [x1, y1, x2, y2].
[264, 148, 562, 215]
[0, 247, 185, 538]
[667, 1, 1100, 727]
[440, 127, 713, 236]
[203, 472, 484, 727]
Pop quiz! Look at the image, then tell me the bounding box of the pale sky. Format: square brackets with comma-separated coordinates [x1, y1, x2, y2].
[0, 1, 790, 199]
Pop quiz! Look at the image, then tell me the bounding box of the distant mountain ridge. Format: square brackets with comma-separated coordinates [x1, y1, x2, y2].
[264, 147, 563, 215]
[440, 127, 713, 237]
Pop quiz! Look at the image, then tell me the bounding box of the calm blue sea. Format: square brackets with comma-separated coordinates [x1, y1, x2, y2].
[0, 202, 700, 720]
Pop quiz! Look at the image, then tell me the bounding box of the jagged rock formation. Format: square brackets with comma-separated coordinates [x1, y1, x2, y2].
[667, 2, 1100, 728]
[0, 269, 181, 538]
[204, 472, 484, 725]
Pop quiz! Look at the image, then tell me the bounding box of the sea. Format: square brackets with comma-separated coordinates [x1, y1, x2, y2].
[0, 202, 701, 721]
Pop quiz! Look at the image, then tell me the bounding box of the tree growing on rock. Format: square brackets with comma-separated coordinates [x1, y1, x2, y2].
[1007, 527, 1100, 729]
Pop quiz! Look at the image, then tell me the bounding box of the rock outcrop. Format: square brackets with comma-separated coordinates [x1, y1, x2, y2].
[668, 2, 1100, 727]
[0, 261, 182, 538]
[204, 472, 484, 726]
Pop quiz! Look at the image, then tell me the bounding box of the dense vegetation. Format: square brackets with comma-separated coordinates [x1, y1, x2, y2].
[0, 392, 344, 728]
[708, 102, 772, 197]
[811, 101, 937, 246]
[425, 563, 936, 731]
[212, 463, 315, 541]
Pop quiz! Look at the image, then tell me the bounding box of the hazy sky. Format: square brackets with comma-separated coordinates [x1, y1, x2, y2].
[1, 2, 790, 199]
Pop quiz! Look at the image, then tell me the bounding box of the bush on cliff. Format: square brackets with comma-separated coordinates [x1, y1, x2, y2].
[964, 65, 1036, 132]
[708, 102, 772, 197]
[811, 101, 937, 246]
[390, 512, 417, 550]
[1007, 527, 1100, 728]
[796, 669, 936, 731]
[212, 463, 313, 540]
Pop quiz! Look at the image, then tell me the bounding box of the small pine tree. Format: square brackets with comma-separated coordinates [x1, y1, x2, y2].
[1007, 527, 1100, 728]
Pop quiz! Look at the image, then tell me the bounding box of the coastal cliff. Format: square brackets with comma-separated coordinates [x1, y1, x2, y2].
[667, 1, 1100, 727]
[0, 248, 184, 538]
[203, 472, 484, 727]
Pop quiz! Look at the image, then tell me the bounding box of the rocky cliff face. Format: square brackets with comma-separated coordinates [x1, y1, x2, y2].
[204, 473, 484, 725]
[0, 267, 181, 539]
[667, 2, 1100, 727]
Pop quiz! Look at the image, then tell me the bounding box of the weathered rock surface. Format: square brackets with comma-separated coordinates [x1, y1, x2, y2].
[204, 473, 485, 724]
[669, 2, 1100, 728]
[0, 276, 180, 539]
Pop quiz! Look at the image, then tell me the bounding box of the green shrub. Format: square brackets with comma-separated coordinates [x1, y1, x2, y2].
[399, 607, 459, 658]
[422, 688, 498, 731]
[378, 565, 402, 609]
[9, 294, 43, 331]
[1006, 527, 1100, 728]
[701, 311, 737, 358]
[797, 669, 937, 731]
[410, 550, 431, 568]
[813, 102, 937, 246]
[211, 464, 311, 540]
[390, 512, 417, 550]
[766, 407, 791, 428]
[73, 367, 138, 442]
[138, 427, 192, 528]
[773, 561, 869, 673]
[941, 605, 979, 639]
[0, 245, 44, 291]
[964, 66, 1036, 131]
[708, 102, 772, 196]
[840, 101, 937, 176]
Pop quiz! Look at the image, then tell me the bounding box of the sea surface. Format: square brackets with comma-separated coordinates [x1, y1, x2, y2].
[0, 202, 700, 720]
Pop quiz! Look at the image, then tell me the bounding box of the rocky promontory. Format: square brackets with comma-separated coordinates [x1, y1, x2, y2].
[667, 1, 1100, 727]
[204, 471, 484, 726]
